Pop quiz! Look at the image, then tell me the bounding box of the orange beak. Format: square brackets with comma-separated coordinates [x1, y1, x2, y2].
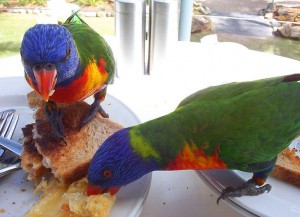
[33, 68, 57, 102]
[86, 184, 120, 196]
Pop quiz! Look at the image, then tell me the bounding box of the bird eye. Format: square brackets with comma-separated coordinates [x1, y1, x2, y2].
[33, 64, 42, 71]
[44, 63, 56, 70]
[102, 169, 113, 179]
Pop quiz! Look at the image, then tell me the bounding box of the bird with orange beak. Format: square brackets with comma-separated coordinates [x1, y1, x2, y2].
[20, 13, 115, 139]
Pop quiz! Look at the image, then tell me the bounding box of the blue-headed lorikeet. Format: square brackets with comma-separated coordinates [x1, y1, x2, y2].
[87, 74, 300, 203]
[20, 12, 115, 139]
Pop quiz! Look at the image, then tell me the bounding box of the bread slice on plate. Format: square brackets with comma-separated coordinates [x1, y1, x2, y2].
[272, 147, 300, 187]
[34, 101, 123, 184]
[21, 91, 123, 184]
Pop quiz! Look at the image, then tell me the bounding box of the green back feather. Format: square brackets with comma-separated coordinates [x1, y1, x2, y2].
[130, 75, 300, 172]
[177, 75, 283, 107]
[63, 13, 115, 83]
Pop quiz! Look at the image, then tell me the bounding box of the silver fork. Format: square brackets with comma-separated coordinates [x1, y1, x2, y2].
[0, 109, 19, 140]
[0, 109, 22, 177]
[0, 109, 20, 163]
[0, 160, 21, 177]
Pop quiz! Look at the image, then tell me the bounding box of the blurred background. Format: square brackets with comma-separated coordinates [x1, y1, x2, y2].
[0, 0, 299, 60]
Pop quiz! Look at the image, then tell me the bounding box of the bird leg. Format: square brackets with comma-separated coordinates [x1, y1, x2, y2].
[217, 159, 275, 204]
[81, 87, 109, 128]
[45, 101, 65, 141]
[216, 178, 271, 204]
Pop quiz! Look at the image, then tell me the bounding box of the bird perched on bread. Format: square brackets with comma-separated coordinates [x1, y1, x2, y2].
[87, 74, 300, 203]
[20, 11, 115, 140]
[21, 92, 123, 184]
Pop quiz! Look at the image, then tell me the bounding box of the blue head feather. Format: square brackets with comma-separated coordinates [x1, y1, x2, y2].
[20, 24, 80, 87]
[88, 128, 158, 188]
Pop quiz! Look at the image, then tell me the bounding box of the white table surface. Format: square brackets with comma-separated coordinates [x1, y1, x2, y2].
[1, 40, 300, 217]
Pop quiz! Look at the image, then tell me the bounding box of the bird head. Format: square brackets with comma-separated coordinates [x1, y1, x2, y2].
[87, 128, 158, 196]
[20, 24, 79, 101]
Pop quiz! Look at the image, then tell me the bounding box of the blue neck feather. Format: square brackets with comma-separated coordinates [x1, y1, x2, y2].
[88, 128, 158, 187]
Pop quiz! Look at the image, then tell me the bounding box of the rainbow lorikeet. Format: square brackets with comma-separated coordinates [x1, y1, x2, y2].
[20, 12, 115, 139]
[87, 74, 300, 203]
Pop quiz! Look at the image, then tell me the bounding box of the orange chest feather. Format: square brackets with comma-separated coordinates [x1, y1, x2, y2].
[29, 59, 109, 104]
[166, 144, 227, 170]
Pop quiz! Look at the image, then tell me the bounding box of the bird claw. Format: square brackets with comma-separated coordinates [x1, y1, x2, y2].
[45, 102, 66, 142]
[217, 179, 272, 204]
[81, 100, 109, 128]
[97, 105, 109, 118]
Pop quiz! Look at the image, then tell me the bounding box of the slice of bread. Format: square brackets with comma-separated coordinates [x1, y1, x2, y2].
[21, 91, 124, 184]
[272, 148, 300, 187]
[21, 123, 50, 180]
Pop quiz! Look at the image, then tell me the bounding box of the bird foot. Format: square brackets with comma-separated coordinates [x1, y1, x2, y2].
[217, 179, 272, 204]
[45, 101, 66, 142]
[81, 100, 109, 128]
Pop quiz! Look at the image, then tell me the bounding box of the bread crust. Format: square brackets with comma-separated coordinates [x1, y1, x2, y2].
[272, 148, 300, 187]
[21, 124, 50, 180]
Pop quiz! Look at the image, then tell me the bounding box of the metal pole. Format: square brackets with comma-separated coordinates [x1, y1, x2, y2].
[178, 0, 194, 41]
[115, 0, 146, 78]
[147, 0, 178, 75]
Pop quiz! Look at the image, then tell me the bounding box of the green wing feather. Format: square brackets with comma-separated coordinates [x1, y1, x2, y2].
[63, 13, 115, 83]
[131, 74, 300, 172]
[177, 75, 284, 108]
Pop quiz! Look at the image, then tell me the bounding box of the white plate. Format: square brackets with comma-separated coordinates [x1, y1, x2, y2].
[0, 77, 152, 217]
[197, 167, 300, 217]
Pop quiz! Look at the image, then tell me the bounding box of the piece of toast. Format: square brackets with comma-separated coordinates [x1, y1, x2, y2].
[21, 91, 124, 184]
[272, 147, 300, 187]
[21, 123, 50, 180]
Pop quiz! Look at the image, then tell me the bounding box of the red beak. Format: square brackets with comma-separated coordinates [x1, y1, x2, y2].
[86, 184, 120, 196]
[33, 68, 57, 102]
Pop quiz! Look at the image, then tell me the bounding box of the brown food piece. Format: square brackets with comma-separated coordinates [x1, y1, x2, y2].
[27, 91, 44, 109]
[21, 124, 50, 180]
[272, 148, 300, 187]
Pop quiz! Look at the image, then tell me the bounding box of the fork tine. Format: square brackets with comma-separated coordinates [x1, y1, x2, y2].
[0, 109, 15, 122]
[5, 114, 19, 139]
[0, 109, 16, 137]
[0, 109, 20, 165]
[0, 113, 9, 135]
[0, 113, 14, 137]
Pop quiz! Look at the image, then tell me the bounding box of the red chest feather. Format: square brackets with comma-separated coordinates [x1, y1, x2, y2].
[28, 58, 108, 104]
[166, 144, 227, 170]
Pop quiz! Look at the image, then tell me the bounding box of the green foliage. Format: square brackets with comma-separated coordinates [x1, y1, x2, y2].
[17, 0, 31, 6]
[32, 0, 47, 6]
[2, 0, 47, 6]
[0, 0, 9, 6]
[75, 0, 108, 6]
[0, 13, 38, 58]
